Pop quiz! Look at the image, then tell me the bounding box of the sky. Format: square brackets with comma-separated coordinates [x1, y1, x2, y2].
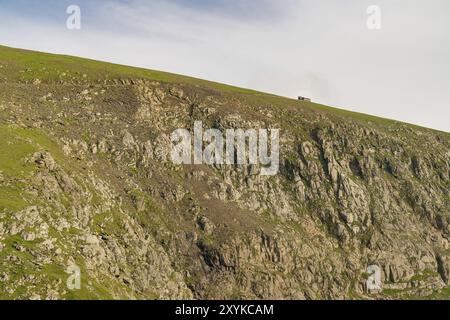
[0, 0, 449, 132]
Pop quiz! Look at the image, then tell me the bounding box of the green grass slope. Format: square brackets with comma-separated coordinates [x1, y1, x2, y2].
[0, 44, 446, 134]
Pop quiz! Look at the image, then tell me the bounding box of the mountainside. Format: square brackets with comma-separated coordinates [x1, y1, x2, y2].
[0, 45, 449, 300]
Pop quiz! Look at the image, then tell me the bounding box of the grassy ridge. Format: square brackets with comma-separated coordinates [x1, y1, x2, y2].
[0, 45, 262, 95]
[0, 44, 447, 134]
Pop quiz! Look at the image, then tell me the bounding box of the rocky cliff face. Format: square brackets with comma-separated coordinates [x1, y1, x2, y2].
[0, 46, 449, 299]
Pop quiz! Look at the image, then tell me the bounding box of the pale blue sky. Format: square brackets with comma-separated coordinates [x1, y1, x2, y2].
[0, 0, 449, 131]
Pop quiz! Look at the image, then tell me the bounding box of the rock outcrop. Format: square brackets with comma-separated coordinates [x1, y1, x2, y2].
[0, 46, 449, 299]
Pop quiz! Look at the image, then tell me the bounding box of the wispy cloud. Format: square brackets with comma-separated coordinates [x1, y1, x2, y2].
[0, 0, 449, 131]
